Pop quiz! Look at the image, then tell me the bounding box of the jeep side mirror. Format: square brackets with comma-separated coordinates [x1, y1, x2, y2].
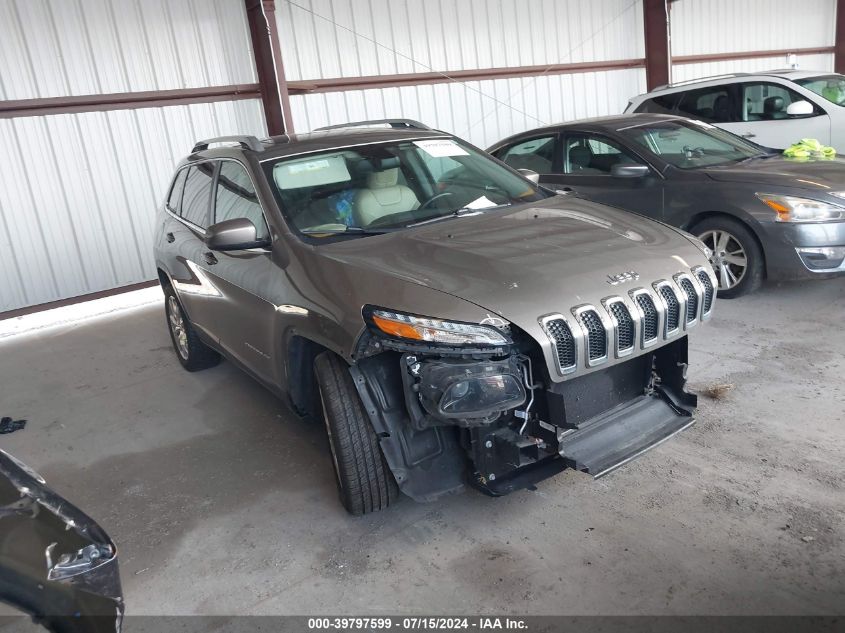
[786, 100, 814, 117]
[517, 168, 541, 184]
[204, 218, 269, 251]
[611, 163, 650, 178]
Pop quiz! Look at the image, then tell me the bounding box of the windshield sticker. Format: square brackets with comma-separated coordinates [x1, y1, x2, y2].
[464, 195, 499, 210]
[413, 139, 469, 157]
[274, 154, 351, 190]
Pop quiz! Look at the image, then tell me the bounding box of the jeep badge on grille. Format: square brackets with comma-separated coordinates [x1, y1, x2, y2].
[606, 270, 640, 285]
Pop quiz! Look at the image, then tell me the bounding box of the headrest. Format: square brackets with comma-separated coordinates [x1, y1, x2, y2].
[570, 146, 592, 167]
[764, 96, 784, 113]
[367, 168, 399, 189]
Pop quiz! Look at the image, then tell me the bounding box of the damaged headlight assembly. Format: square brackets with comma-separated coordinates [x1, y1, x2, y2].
[365, 307, 525, 422]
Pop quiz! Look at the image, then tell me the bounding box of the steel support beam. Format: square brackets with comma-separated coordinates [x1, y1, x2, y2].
[245, 0, 294, 135]
[836, 0, 845, 73]
[643, 0, 671, 90]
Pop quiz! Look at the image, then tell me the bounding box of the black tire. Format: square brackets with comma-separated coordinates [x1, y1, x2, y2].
[314, 351, 398, 515]
[163, 284, 221, 372]
[692, 216, 764, 299]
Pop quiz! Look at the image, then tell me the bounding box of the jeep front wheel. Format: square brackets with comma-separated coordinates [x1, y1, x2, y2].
[314, 351, 398, 515]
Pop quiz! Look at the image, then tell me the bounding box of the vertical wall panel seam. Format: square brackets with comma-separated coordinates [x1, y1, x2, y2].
[8, 120, 61, 296]
[39, 116, 92, 290]
[0, 190, 30, 305]
[10, 1, 42, 98]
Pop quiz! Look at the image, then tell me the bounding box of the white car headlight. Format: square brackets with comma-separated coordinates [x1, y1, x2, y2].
[756, 193, 845, 222]
[368, 309, 510, 346]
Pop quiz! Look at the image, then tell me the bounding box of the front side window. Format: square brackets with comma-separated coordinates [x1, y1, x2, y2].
[619, 119, 762, 169]
[214, 161, 269, 239]
[795, 74, 845, 106]
[262, 137, 549, 238]
[676, 86, 736, 123]
[742, 82, 820, 120]
[498, 136, 556, 174]
[562, 134, 642, 175]
[180, 163, 215, 229]
[167, 168, 188, 213]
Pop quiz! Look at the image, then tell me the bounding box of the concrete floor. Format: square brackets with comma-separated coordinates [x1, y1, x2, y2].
[1, 279, 843, 615]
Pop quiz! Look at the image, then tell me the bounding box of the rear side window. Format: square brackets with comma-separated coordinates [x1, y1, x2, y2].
[676, 86, 737, 123]
[214, 161, 269, 239]
[498, 136, 557, 173]
[636, 93, 681, 114]
[180, 163, 215, 229]
[167, 169, 188, 213]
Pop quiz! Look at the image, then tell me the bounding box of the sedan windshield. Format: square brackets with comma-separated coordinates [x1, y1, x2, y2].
[795, 74, 845, 106]
[262, 137, 548, 237]
[618, 119, 764, 169]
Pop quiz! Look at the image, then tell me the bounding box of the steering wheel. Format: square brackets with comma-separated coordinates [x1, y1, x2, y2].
[417, 191, 454, 211]
[683, 145, 705, 159]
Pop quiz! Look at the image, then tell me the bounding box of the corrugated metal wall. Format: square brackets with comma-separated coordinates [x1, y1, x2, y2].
[278, 0, 648, 148]
[0, 0, 266, 313]
[670, 0, 836, 81]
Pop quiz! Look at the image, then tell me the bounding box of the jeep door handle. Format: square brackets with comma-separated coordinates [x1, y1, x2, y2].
[165, 232, 175, 243]
[203, 252, 218, 266]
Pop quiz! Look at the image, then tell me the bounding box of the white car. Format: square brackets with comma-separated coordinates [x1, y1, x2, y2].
[625, 70, 845, 150]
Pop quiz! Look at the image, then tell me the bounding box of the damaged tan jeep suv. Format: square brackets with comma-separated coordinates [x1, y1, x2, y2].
[154, 120, 717, 515]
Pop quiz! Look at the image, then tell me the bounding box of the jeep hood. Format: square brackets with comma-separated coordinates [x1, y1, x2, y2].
[704, 156, 845, 191]
[321, 196, 707, 326]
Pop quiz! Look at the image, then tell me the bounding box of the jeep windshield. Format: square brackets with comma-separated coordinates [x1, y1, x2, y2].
[262, 137, 549, 238]
[618, 119, 764, 169]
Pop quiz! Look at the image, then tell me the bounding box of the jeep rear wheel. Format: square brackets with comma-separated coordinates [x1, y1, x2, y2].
[164, 285, 220, 372]
[314, 351, 398, 515]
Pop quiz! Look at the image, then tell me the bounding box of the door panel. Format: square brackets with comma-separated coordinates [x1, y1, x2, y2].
[199, 160, 279, 384]
[540, 133, 664, 220]
[169, 162, 217, 339]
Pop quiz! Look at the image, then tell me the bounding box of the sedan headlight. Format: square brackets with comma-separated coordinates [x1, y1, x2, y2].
[368, 308, 510, 346]
[756, 193, 845, 222]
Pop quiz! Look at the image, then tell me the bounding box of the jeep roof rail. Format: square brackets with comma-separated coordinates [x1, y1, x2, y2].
[192, 135, 264, 153]
[315, 118, 432, 131]
[652, 72, 752, 91]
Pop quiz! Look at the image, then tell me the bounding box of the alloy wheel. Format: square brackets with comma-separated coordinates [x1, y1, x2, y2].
[167, 295, 189, 360]
[698, 229, 748, 290]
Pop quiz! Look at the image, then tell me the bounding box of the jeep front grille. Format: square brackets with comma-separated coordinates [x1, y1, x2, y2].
[545, 318, 576, 372]
[608, 301, 634, 352]
[541, 268, 714, 377]
[635, 293, 658, 343]
[678, 278, 698, 324]
[696, 269, 715, 315]
[578, 309, 607, 361]
[658, 285, 680, 333]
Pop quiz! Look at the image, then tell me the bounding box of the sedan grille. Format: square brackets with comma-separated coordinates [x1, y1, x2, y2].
[635, 294, 658, 343]
[659, 286, 680, 332]
[545, 318, 576, 371]
[608, 302, 634, 352]
[696, 270, 714, 314]
[679, 278, 698, 323]
[578, 310, 607, 361]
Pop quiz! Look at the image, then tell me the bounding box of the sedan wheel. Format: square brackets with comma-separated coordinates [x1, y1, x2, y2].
[699, 229, 748, 291]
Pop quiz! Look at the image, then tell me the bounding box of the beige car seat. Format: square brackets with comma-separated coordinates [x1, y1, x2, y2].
[353, 168, 419, 226]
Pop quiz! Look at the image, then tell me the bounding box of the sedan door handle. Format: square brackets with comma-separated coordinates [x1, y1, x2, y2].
[203, 252, 218, 266]
[741, 132, 757, 139]
[165, 232, 175, 243]
[558, 186, 575, 193]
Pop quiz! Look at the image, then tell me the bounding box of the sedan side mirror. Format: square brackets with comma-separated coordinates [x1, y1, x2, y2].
[517, 168, 541, 184]
[611, 163, 650, 178]
[786, 100, 814, 117]
[205, 218, 269, 251]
